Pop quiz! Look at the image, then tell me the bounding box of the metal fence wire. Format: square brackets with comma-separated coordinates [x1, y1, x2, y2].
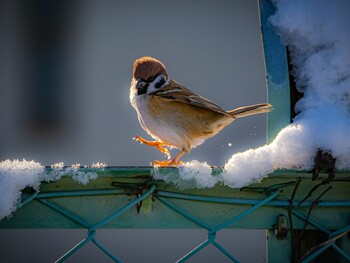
[12, 169, 350, 263]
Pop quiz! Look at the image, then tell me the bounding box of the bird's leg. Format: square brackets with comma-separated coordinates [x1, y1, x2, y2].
[173, 150, 186, 164]
[153, 151, 186, 167]
[133, 136, 171, 159]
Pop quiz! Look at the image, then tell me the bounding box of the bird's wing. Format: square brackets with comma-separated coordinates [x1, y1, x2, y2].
[150, 80, 231, 116]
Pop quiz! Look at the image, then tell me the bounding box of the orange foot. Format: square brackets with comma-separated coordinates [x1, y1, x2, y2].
[153, 159, 184, 167]
[133, 136, 171, 159]
[152, 151, 186, 167]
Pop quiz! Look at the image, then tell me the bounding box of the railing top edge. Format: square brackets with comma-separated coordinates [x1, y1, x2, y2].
[43, 166, 350, 179]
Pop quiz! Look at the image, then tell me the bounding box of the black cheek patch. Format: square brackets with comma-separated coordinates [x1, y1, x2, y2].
[154, 77, 166, 89]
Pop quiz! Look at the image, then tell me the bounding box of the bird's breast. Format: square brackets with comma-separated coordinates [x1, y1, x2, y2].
[131, 95, 187, 149]
[130, 94, 234, 151]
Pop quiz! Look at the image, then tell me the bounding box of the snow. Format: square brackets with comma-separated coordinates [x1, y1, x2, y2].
[152, 160, 216, 189]
[224, 0, 350, 187]
[267, 0, 350, 169]
[153, 0, 350, 188]
[0, 160, 104, 221]
[69, 163, 98, 185]
[91, 162, 107, 168]
[43, 162, 101, 185]
[0, 159, 44, 221]
[45, 163, 99, 185]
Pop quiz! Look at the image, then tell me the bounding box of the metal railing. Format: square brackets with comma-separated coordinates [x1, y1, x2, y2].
[6, 168, 348, 263]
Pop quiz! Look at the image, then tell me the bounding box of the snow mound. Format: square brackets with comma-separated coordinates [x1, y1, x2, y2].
[152, 161, 216, 189]
[153, 0, 350, 188]
[0, 160, 105, 220]
[0, 159, 44, 220]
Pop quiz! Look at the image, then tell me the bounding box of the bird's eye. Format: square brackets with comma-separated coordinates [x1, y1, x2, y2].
[147, 76, 155, 82]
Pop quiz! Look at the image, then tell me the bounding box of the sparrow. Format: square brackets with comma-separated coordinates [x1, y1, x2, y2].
[130, 56, 273, 166]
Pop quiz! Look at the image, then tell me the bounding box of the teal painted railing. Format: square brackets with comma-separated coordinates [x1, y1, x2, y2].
[1, 168, 349, 262]
[259, 0, 291, 143]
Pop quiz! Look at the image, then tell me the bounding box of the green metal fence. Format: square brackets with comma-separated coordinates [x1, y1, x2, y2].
[1, 167, 349, 262]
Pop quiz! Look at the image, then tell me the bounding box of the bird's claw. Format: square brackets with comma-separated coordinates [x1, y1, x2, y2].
[152, 159, 184, 167]
[133, 136, 171, 159]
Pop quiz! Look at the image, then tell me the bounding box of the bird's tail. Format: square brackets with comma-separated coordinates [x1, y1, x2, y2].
[227, 103, 273, 118]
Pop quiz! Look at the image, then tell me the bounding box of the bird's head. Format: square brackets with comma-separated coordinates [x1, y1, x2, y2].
[132, 56, 169, 95]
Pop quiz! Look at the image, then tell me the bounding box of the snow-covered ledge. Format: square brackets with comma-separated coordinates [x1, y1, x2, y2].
[1, 162, 349, 262]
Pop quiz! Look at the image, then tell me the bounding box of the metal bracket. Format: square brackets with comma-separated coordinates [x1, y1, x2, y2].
[275, 215, 288, 240]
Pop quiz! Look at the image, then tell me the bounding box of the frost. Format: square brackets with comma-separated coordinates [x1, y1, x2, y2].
[153, 0, 350, 188]
[45, 162, 99, 186]
[152, 161, 216, 189]
[41, 162, 66, 182]
[0, 159, 44, 220]
[0, 160, 105, 220]
[90, 162, 107, 168]
[70, 163, 98, 185]
[179, 161, 216, 188]
[51, 162, 64, 169]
